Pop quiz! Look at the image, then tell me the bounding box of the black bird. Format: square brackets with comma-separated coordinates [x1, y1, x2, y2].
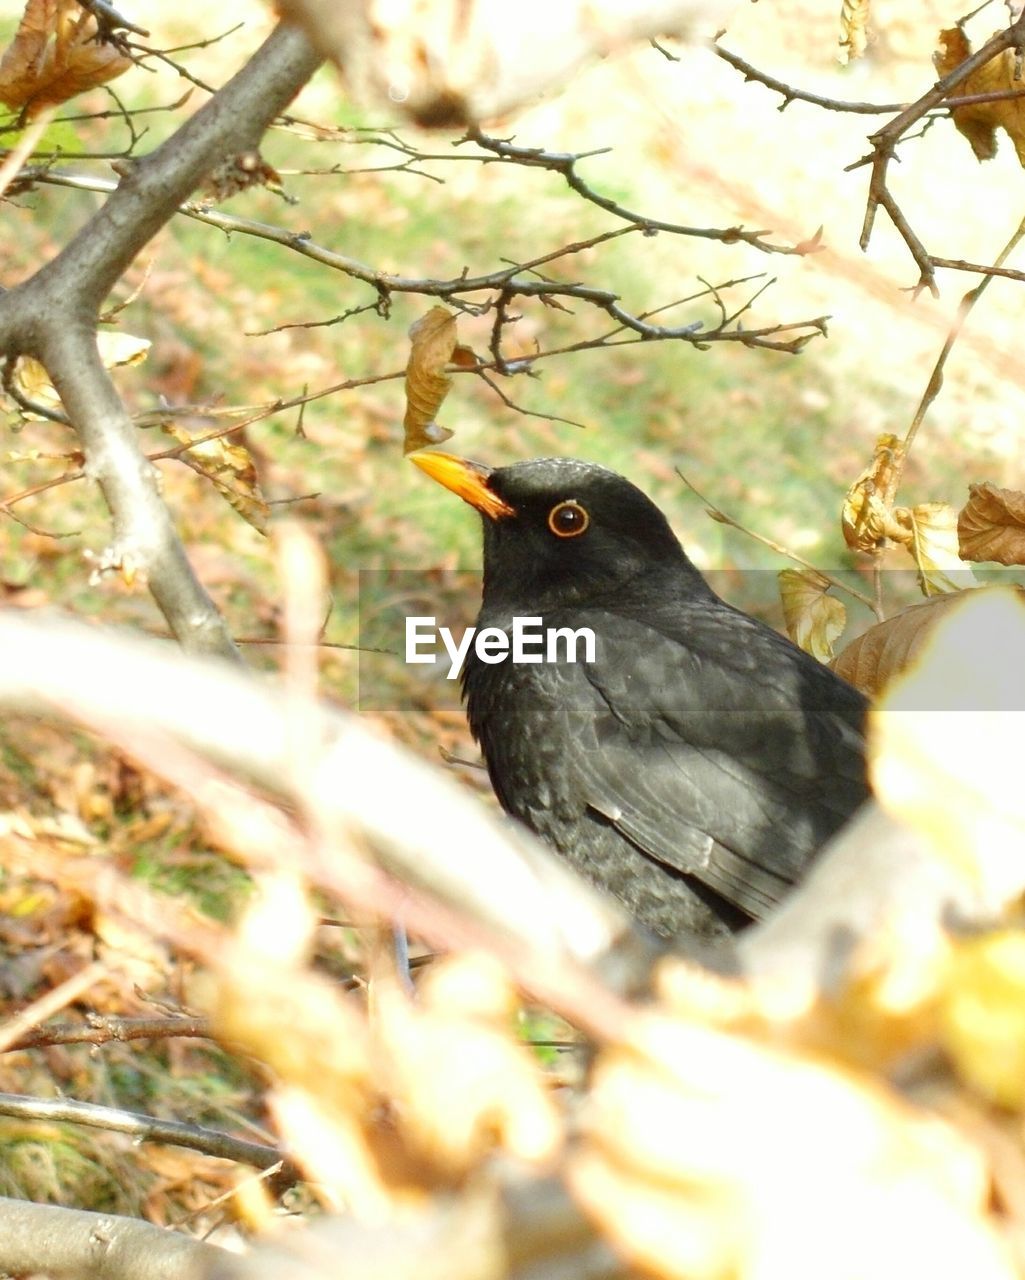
[411, 452, 870, 943]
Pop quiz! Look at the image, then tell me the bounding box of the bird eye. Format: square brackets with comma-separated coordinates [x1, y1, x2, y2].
[547, 500, 590, 538]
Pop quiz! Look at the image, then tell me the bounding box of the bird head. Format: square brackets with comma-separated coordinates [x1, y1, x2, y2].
[410, 452, 710, 611]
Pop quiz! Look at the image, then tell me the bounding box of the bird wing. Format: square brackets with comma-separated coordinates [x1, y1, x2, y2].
[562, 602, 868, 919]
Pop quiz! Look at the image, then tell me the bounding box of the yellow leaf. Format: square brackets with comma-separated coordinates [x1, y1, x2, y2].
[894, 501, 972, 595]
[403, 306, 458, 455]
[838, 0, 871, 64]
[5, 333, 150, 419]
[934, 27, 1025, 167]
[778, 568, 846, 662]
[571, 1011, 1011, 1280]
[841, 434, 906, 553]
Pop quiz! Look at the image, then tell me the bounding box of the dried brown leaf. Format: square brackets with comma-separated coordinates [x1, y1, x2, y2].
[0, 0, 131, 116]
[841, 434, 906, 553]
[778, 569, 847, 662]
[163, 425, 268, 534]
[958, 482, 1025, 566]
[934, 27, 1025, 167]
[831, 591, 983, 697]
[839, 0, 871, 63]
[403, 306, 458, 454]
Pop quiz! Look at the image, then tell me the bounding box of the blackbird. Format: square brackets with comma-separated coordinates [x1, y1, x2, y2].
[411, 451, 870, 942]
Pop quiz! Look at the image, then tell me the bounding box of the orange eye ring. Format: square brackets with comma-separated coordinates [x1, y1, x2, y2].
[548, 500, 590, 539]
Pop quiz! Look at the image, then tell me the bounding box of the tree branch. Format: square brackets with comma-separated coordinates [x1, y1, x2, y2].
[850, 13, 1025, 293]
[0, 1194, 222, 1280]
[0, 22, 322, 659]
[0, 1091, 288, 1172]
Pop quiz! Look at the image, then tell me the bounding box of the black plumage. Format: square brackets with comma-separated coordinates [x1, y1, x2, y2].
[411, 452, 870, 942]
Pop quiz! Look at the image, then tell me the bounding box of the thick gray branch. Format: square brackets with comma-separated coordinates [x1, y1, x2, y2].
[43, 323, 243, 656]
[0, 1194, 221, 1280]
[0, 22, 322, 660]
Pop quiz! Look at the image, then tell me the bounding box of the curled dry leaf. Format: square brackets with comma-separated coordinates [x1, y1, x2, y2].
[841, 434, 906, 553]
[0, 0, 131, 116]
[838, 0, 871, 63]
[934, 27, 1025, 167]
[870, 587, 1025, 906]
[403, 306, 459, 455]
[893, 501, 970, 596]
[570, 1012, 1012, 1280]
[5, 332, 150, 419]
[778, 568, 846, 662]
[959, 482, 1025, 566]
[162, 424, 269, 535]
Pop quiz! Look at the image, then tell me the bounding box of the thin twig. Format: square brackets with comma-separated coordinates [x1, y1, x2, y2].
[852, 13, 1025, 292]
[884, 213, 1025, 506]
[0, 1092, 292, 1172]
[4, 1013, 212, 1053]
[675, 469, 879, 614]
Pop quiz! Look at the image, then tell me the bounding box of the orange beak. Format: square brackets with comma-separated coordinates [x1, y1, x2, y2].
[409, 451, 515, 520]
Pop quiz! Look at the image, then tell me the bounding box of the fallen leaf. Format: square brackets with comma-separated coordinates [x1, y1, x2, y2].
[778, 568, 847, 662]
[0, 0, 131, 117]
[403, 306, 458, 454]
[935, 27, 1025, 167]
[958, 482, 1025, 566]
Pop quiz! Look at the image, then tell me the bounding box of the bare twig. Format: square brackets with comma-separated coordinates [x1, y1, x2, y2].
[0, 1092, 288, 1171]
[0, 962, 107, 1054]
[884, 214, 1025, 506]
[851, 13, 1025, 292]
[5, 1013, 212, 1053]
[675, 468, 879, 614]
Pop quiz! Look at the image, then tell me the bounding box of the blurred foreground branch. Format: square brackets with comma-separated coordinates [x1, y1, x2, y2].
[0, 1194, 220, 1280]
[278, 0, 737, 125]
[0, 610, 659, 1015]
